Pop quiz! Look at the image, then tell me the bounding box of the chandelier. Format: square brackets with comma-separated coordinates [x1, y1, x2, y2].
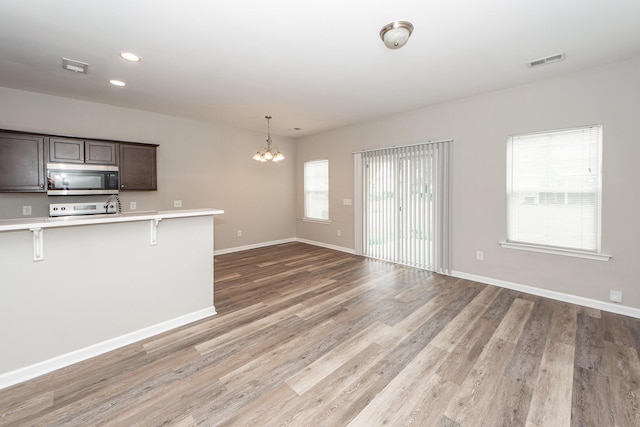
[253, 115, 284, 162]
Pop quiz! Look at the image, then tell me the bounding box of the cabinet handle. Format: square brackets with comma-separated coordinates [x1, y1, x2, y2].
[121, 184, 125, 188]
[40, 184, 44, 188]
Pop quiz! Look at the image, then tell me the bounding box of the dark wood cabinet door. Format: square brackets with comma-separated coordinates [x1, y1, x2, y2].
[119, 144, 157, 191]
[85, 140, 117, 165]
[49, 137, 84, 163]
[0, 132, 46, 192]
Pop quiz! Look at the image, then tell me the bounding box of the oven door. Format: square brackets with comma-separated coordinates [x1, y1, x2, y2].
[47, 163, 119, 195]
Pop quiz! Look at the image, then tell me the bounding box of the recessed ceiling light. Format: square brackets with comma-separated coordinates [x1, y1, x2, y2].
[62, 58, 89, 73]
[119, 52, 141, 62]
[109, 79, 126, 87]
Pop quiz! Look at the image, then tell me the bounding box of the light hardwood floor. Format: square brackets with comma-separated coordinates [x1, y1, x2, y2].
[1, 242, 640, 426]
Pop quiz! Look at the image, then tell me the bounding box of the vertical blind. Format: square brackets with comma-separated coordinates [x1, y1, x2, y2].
[507, 125, 602, 252]
[355, 140, 451, 274]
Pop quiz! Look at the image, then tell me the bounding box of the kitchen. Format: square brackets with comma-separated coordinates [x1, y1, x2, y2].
[0, 56, 297, 388]
[0, 125, 231, 387]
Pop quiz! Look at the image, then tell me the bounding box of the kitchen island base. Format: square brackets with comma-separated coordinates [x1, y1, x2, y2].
[0, 210, 222, 389]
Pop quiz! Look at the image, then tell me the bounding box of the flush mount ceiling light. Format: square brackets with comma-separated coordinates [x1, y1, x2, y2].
[62, 57, 89, 73]
[379, 21, 414, 49]
[109, 79, 126, 87]
[253, 116, 284, 163]
[119, 52, 141, 62]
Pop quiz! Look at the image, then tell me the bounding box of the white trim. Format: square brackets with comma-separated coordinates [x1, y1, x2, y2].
[0, 307, 217, 390]
[214, 238, 296, 255]
[352, 138, 454, 154]
[499, 241, 612, 261]
[215, 238, 354, 256]
[295, 238, 356, 254]
[302, 218, 331, 224]
[353, 153, 363, 255]
[451, 270, 640, 319]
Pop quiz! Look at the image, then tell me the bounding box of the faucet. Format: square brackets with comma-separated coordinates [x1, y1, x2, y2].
[104, 195, 121, 214]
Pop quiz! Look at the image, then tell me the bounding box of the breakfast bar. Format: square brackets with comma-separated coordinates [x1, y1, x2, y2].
[0, 208, 223, 388]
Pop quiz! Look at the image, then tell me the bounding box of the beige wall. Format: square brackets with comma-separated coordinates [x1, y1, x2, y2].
[0, 88, 296, 250]
[2, 57, 639, 310]
[296, 57, 640, 309]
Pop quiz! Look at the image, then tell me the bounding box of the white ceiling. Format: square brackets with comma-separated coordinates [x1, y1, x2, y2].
[1, 0, 639, 137]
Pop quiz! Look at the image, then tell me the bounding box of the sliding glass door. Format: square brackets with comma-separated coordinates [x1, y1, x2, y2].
[355, 141, 451, 273]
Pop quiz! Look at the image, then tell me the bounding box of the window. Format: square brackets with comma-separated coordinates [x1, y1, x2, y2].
[506, 125, 602, 253]
[304, 159, 329, 221]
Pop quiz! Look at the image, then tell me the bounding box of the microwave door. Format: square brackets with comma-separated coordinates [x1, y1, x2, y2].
[47, 167, 119, 195]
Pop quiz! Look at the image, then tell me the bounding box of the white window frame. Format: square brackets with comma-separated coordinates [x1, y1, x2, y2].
[303, 159, 330, 223]
[500, 125, 611, 261]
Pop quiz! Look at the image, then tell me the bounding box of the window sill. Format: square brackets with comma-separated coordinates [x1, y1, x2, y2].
[303, 217, 331, 224]
[499, 241, 612, 261]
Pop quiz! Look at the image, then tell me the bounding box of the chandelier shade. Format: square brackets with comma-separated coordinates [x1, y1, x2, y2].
[253, 115, 284, 162]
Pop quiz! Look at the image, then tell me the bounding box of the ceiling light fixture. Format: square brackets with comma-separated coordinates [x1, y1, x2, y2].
[379, 21, 414, 49]
[62, 58, 89, 73]
[119, 52, 141, 62]
[253, 116, 284, 163]
[109, 79, 126, 87]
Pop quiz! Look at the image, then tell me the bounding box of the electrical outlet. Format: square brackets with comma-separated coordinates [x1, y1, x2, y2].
[22, 205, 32, 216]
[476, 250, 484, 261]
[337, 229, 341, 236]
[173, 200, 182, 208]
[610, 290, 623, 303]
[237, 230, 242, 237]
[130, 201, 137, 210]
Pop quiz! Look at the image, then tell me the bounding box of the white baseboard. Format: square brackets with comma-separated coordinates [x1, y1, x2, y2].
[214, 238, 297, 255]
[214, 238, 355, 256]
[451, 270, 640, 319]
[0, 307, 217, 390]
[294, 238, 356, 254]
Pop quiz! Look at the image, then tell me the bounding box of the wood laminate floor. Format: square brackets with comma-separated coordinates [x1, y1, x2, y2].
[1, 242, 640, 426]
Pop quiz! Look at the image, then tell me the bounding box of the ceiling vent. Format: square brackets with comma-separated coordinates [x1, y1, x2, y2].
[527, 52, 565, 68]
[62, 58, 89, 73]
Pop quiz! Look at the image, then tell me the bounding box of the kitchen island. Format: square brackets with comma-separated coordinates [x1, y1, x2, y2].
[0, 208, 223, 389]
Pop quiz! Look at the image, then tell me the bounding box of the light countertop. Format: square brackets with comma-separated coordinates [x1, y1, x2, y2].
[0, 208, 224, 232]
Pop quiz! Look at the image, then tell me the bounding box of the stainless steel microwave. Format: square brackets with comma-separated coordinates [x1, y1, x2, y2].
[46, 163, 119, 195]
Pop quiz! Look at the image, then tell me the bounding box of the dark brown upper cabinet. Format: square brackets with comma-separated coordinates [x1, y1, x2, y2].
[0, 129, 158, 193]
[49, 138, 117, 165]
[0, 131, 46, 192]
[119, 143, 157, 191]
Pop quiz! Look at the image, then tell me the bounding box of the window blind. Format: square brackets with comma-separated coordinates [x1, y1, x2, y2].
[507, 125, 602, 252]
[304, 159, 329, 221]
[355, 141, 451, 273]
